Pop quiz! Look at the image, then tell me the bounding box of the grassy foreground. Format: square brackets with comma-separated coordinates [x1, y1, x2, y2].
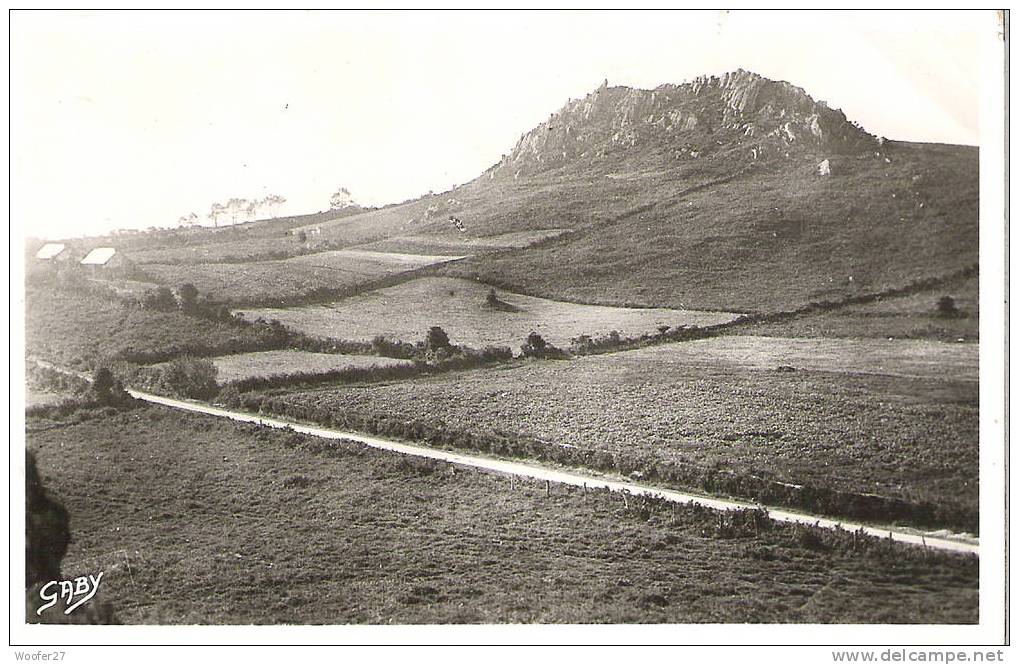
[28, 405, 976, 624]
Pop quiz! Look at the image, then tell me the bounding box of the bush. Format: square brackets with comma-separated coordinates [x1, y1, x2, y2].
[217, 384, 243, 408]
[480, 345, 514, 362]
[90, 367, 130, 406]
[159, 356, 219, 399]
[177, 283, 200, 313]
[521, 331, 565, 359]
[425, 326, 451, 352]
[936, 295, 960, 317]
[143, 286, 177, 312]
[521, 331, 547, 357]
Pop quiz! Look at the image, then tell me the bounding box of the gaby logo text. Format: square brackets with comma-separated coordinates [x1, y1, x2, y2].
[37, 572, 104, 616]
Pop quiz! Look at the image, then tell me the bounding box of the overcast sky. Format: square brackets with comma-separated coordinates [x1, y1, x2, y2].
[11, 10, 995, 239]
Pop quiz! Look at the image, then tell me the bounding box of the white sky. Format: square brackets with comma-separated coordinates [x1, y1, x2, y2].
[10, 10, 995, 239]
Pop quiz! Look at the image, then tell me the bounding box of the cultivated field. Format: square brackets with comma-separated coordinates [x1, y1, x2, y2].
[151, 350, 413, 384]
[27, 405, 977, 624]
[266, 339, 978, 526]
[237, 276, 739, 349]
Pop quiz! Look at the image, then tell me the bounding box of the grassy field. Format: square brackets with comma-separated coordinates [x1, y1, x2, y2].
[141, 250, 465, 305]
[358, 229, 571, 255]
[130, 235, 311, 265]
[150, 350, 413, 384]
[25, 389, 74, 409]
[85, 278, 160, 299]
[111, 209, 370, 265]
[237, 276, 738, 349]
[284, 248, 465, 269]
[25, 285, 296, 369]
[743, 273, 980, 341]
[27, 405, 977, 624]
[266, 339, 978, 526]
[640, 335, 977, 382]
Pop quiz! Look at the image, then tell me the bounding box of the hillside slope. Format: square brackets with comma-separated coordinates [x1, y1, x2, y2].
[432, 71, 978, 312]
[38, 70, 977, 314]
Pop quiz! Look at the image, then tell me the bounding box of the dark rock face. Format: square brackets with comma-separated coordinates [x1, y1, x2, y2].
[26, 450, 71, 588]
[495, 69, 877, 177]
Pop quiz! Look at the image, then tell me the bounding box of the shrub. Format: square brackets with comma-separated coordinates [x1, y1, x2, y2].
[425, 326, 451, 352]
[177, 283, 199, 313]
[217, 384, 243, 408]
[143, 286, 177, 312]
[570, 334, 594, 353]
[521, 331, 548, 357]
[521, 332, 565, 359]
[936, 295, 960, 317]
[90, 367, 130, 405]
[480, 345, 514, 362]
[159, 356, 219, 399]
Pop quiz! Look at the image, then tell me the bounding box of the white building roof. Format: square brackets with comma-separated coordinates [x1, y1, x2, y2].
[80, 247, 117, 266]
[35, 243, 66, 259]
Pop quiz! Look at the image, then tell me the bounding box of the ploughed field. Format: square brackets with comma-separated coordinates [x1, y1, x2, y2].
[149, 350, 414, 384]
[236, 276, 739, 349]
[264, 336, 978, 525]
[140, 250, 463, 305]
[27, 406, 977, 624]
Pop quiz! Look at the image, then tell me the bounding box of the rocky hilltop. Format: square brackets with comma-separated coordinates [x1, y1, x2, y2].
[495, 69, 878, 177]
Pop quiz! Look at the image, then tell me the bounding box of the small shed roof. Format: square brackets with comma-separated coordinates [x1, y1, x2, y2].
[80, 247, 117, 266]
[35, 243, 66, 259]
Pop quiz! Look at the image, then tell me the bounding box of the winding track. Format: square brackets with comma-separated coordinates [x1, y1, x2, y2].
[27, 357, 979, 555]
[123, 386, 979, 556]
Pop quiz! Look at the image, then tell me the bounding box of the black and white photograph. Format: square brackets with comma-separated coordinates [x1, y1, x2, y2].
[8, 7, 1010, 655]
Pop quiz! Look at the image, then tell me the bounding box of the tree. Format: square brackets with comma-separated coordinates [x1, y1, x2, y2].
[225, 198, 251, 224]
[92, 367, 115, 401]
[425, 326, 451, 352]
[261, 194, 286, 218]
[177, 212, 200, 228]
[329, 187, 356, 210]
[91, 367, 129, 405]
[177, 283, 200, 313]
[209, 203, 226, 227]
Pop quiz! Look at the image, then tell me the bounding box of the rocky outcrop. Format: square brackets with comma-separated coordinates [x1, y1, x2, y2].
[496, 69, 877, 177]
